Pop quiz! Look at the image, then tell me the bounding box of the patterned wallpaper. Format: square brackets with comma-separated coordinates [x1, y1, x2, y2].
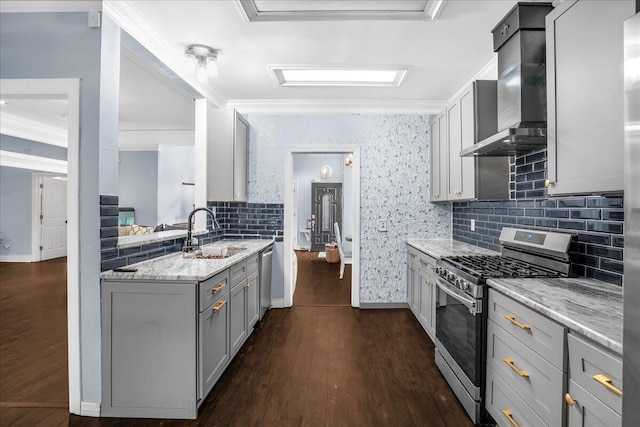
[246, 114, 450, 303]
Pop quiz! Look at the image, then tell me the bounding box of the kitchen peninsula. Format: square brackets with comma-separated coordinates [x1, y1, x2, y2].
[100, 239, 273, 419]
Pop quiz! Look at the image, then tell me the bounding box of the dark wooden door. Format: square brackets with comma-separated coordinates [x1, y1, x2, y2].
[311, 183, 342, 251]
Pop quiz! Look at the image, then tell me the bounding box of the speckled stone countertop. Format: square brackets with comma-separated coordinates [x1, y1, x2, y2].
[101, 239, 274, 282]
[117, 229, 209, 249]
[488, 277, 623, 355]
[407, 238, 499, 259]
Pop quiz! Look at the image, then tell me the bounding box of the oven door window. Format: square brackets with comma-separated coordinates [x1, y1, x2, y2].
[435, 284, 482, 387]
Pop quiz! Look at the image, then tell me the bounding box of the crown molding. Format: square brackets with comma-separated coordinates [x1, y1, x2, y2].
[102, 0, 227, 107]
[226, 99, 447, 115]
[447, 55, 498, 104]
[0, 150, 68, 174]
[1, 111, 67, 148]
[0, 1, 102, 12]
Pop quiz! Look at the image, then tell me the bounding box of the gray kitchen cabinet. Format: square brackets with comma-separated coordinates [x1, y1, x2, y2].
[101, 280, 198, 419]
[430, 110, 448, 202]
[207, 107, 249, 202]
[198, 286, 230, 400]
[485, 288, 567, 427]
[406, 245, 436, 342]
[565, 333, 622, 427]
[229, 278, 248, 357]
[246, 270, 259, 330]
[546, 0, 634, 196]
[447, 84, 476, 201]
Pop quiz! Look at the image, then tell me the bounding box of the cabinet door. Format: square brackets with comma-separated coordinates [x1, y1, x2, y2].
[229, 280, 247, 357]
[430, 117, 441, 201]
[418, 267, 435, 340]
[199, 298, 229, 400]
[566, 380, 621, 427]
[437, 111, 449, 201]
[406, 258, 414, 305]
[246, 270, 259, 330]
[410, 262, 420, 315]
[233, 113, 249, 202]
[447, 85, 476, 201]
[546, 0, 633, 195]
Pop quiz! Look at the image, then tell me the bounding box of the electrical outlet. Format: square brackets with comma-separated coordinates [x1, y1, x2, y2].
[378, 220, 388, 232]
[470, 219, 476, 231]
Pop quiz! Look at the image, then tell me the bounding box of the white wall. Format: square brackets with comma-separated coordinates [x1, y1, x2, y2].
[247, 114, 452, 303]
[293, 153, 344, 248]
[117, 151, 158, 226]
[157, 145, 195, 225]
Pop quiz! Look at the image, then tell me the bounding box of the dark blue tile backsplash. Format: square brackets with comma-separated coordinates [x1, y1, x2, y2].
[99, 197, 283, 271]
[452, 149, 625, 286]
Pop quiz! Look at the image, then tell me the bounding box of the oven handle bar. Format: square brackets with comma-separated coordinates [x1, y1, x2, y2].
[435, 277, 481, 315]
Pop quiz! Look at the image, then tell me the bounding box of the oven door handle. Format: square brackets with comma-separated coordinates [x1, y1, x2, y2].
[436, 277, 481, 315]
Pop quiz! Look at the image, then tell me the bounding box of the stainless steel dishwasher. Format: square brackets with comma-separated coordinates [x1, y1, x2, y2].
[259, 245, 273, 320]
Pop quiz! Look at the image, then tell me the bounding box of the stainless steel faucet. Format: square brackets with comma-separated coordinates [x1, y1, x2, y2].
[185, 207, 221, 252]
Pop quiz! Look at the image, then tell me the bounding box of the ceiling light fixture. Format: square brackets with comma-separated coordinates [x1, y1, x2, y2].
[184, 44, 219, 83]
[270, 66, 409, 87]
[320, 164, 333, 179]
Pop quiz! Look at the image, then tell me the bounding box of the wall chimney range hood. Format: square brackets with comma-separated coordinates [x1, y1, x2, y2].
[461, 2, 553, 157]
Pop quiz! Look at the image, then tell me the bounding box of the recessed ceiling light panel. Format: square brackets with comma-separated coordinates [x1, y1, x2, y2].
[238, 0, 446, 21]
[269, 66, 409, 87]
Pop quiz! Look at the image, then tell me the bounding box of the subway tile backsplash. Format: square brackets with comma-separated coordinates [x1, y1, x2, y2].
[452, 149, 625, 286]
[99, 197, 283, 271]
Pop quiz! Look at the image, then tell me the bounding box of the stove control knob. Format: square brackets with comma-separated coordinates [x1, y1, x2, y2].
[460, 280, 469, 291]
[455, 278, 463, 289]
[447, 272, 455, 281]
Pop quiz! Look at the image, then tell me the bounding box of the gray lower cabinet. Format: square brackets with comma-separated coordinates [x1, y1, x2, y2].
[566, 333, 622, 426]
[102, 256, 257, 419]
[199, 287, 230, 400]
[230, 278, 248, 358]
[406, 245, 436, 342]
[101, 281, 198, 419]
[486, 289, 567, 427]
[545, 0, 634, 195]
[247, 270, 259, 330]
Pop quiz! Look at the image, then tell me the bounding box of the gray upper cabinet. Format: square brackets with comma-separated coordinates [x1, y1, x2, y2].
[447, 84, 476, 201]
[546, 0, 634, 196]
[207, 107, 249, 202]
[430, 111, 448, 202]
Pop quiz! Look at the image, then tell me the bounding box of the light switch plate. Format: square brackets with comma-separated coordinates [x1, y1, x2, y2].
[378, 220, 388, 232]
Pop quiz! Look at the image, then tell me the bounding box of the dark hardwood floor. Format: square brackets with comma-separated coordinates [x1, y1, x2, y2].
[293, 251, 351, 306]
[1, 257, 474, 427]
[0, 258, 69, 426]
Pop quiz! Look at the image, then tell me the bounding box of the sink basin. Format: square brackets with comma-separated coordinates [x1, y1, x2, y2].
[190, 245, 248, 259]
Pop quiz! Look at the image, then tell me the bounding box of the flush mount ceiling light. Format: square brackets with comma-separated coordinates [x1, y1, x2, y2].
[237, 0, 446, 21]
[184, 44, 219, 83]
[269, 66, 409, 87]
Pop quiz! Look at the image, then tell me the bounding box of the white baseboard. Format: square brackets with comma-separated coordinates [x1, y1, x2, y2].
[0, 254, 33, 262]
[80, 401, 101, 417]
[270, 298, 285, 308]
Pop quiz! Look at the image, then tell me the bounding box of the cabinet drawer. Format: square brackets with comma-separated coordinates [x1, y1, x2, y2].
[199, 270, 229, 312]
[246, 253, 259, 274]
[230, 260, 247, 286]
[568, 333, 622, 414]
[566, 380, 621, 427]
[488, 289, 566, 369]
[407, 246, 420, 263]
[486, 365, 548, 427]
[487, 320, 564, 426]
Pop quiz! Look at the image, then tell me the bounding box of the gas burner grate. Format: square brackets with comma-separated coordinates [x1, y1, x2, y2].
[444, 255, 561, 279]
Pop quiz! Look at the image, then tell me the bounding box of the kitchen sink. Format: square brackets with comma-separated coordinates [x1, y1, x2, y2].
[187, 246, 248, 259]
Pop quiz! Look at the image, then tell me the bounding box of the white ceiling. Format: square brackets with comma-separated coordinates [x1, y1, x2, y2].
[115, 0, 518, 110]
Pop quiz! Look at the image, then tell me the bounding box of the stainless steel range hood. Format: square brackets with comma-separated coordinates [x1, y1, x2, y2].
[461, 2, 553, 157]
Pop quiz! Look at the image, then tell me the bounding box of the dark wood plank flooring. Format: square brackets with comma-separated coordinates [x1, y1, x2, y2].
[0, 258, 69, 426]
[1, 258, 474, 427]
[293, 251, 351, 306]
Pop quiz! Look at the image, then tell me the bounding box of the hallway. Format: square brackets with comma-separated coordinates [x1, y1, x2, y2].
[293, 250, 351, 306]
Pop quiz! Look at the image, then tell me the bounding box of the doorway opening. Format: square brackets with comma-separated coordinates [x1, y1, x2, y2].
[284, 147, 360, 308]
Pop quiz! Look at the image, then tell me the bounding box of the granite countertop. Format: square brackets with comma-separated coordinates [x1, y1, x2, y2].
[117, 229, 208, 249]
[488, 277, 623, 355]
[407, 238, 499, 259]
[101, 239, 274, 282]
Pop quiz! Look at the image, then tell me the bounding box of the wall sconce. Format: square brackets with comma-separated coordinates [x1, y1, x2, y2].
[184, 44, 219, 83]
[320, 164, 333, 179]
[345, 153, 353, 168]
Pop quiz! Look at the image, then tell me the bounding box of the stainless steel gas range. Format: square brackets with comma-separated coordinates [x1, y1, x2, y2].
[434, 227, 572, 425]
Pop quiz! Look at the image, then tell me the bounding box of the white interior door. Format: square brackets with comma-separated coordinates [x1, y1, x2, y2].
[41, 176, 67, 261]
